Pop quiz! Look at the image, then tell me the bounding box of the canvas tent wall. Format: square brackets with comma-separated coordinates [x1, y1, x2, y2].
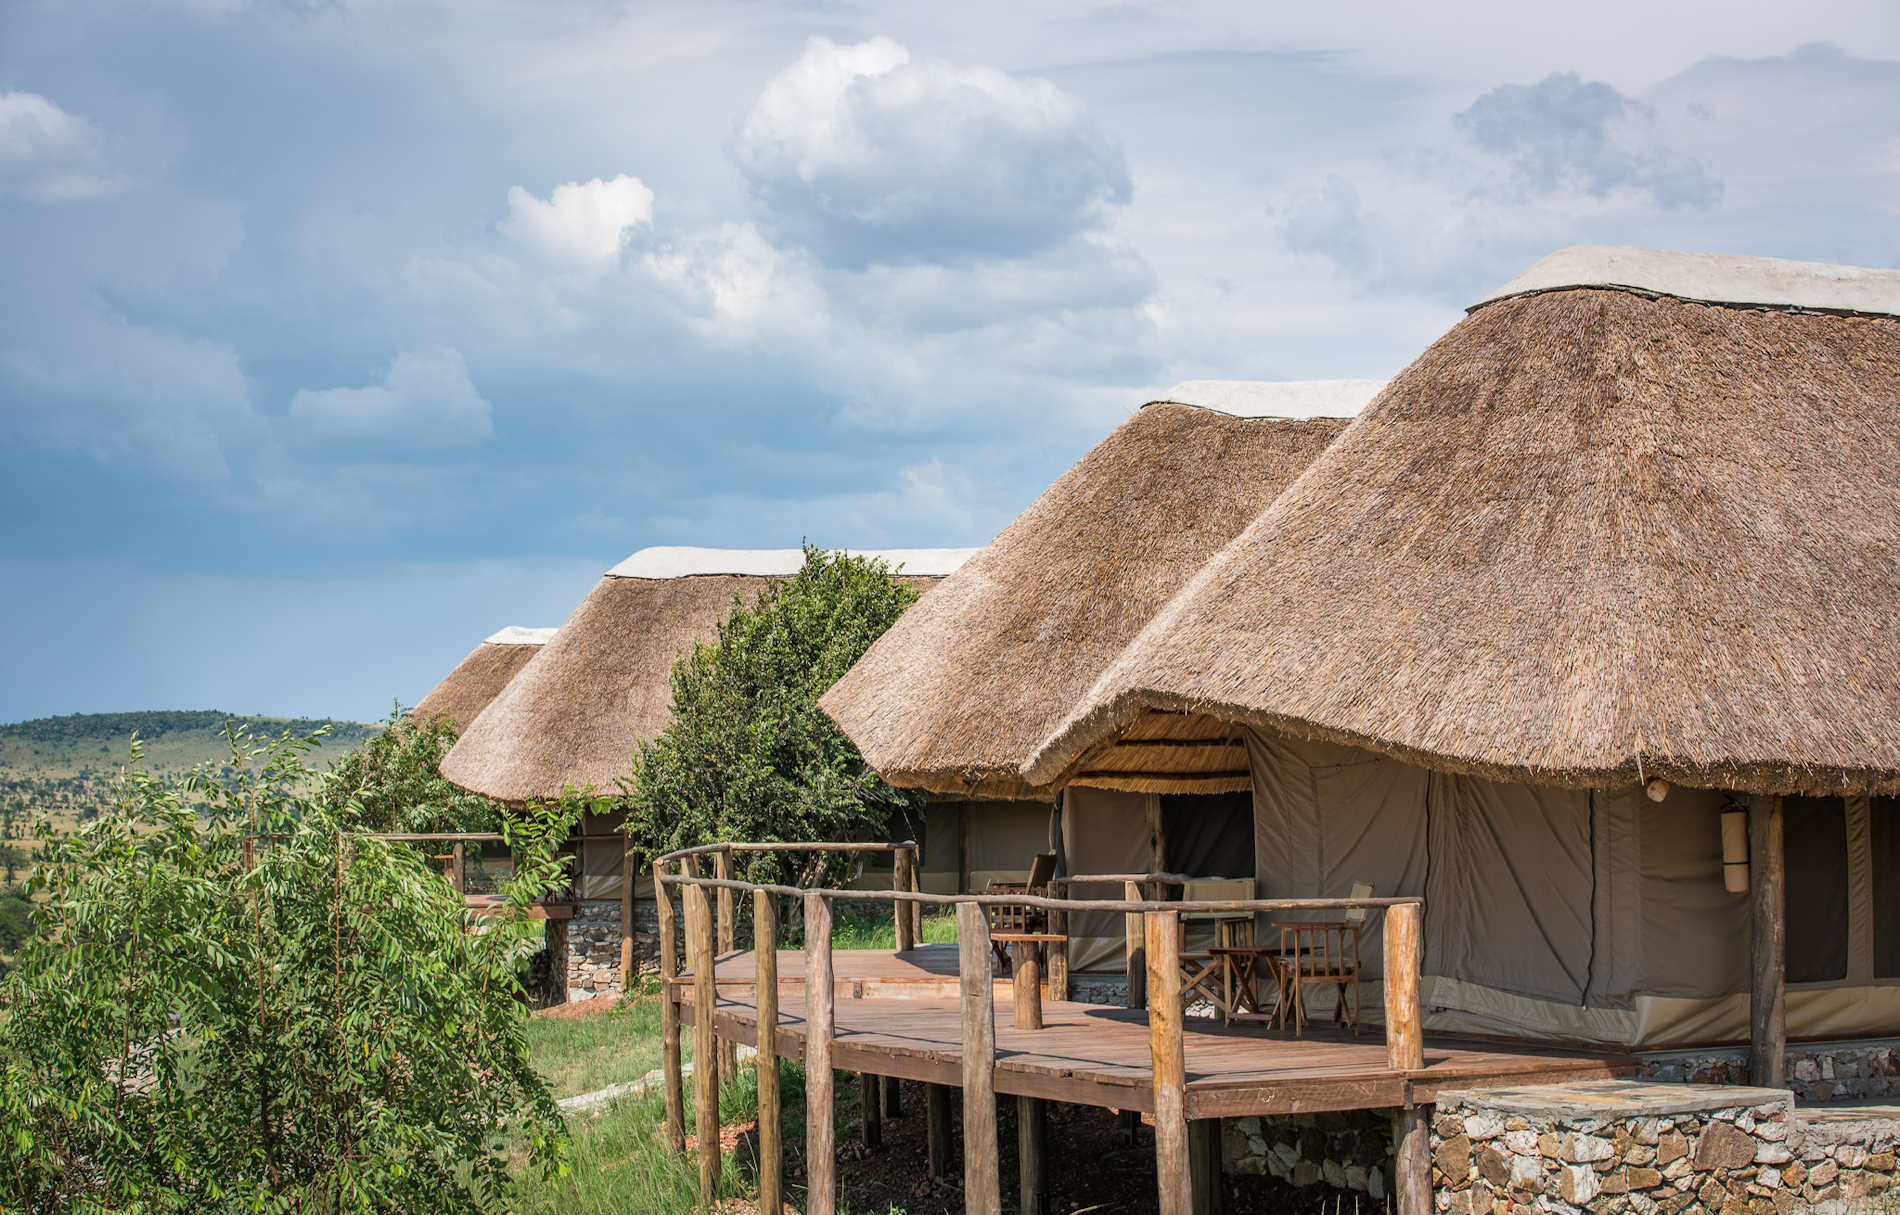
[411, 626, 556, 729]
[1022, 248, 1900, 1048]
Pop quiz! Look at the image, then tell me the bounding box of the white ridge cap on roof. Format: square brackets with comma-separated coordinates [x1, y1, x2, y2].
[1153, 379, 1386, 420]
[483, 626, 558, 646]
[605, 546, 980, 579]
[1473, 245, 1900, 318]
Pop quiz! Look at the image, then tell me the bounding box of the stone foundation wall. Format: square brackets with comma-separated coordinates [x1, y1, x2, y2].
[1637, 1039, 1900, 1106]
[1223, 1109, 1392, 1200]
[566, 900, 633, 999]
[1431, 1080, 1900, 1215]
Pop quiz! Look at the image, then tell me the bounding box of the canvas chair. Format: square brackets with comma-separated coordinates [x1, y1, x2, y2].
[986, 852, 1056, 962]
[1274, 881, 1372, 1034]
[1176, 877, 1256, 1019]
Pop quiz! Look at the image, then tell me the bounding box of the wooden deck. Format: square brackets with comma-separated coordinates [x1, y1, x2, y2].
[678, 945, 1634, 1118]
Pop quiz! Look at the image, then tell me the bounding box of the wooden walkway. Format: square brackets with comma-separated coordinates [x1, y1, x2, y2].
[679, 945, 1634, 1119]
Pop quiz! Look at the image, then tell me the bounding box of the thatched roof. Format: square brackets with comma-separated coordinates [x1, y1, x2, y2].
[1028, 247, 1900, 798]
[410, 627, 557, 729]
[439, 548, 972, 804]
[820, 385, 1378, 797]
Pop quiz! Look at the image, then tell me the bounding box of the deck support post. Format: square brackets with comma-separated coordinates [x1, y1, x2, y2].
[1147, 909, 1191, 1215]
[1749, 794, 1787, 1089]
[1190, 1119, 1224, 1215]
[655, 862, 685, 1153]
[804, 892, 837, 1215]
[754, 890, 782, 1215]
[713, 848, 738, 1080]
[1394, 1107, 1432, 1215]
[685, 884, 722, 1206]
[545, 917, 570, 1005]
[881, 1076, 904, 1120]
[1383, 902, 1424, 1072]
[1011, 939, 1044, 1030]
[894, 846, 916, 951]
[1124, 880, 1148, 1008]
[860, 1073, 883, 1149]
[958, 901, 1002, 1215]
[925, 1083, 955, 1181]
[1018, 1095, 1048, 1215]
[1049, 893, 1069, 1002]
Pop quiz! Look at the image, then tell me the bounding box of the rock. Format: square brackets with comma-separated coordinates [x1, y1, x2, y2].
[1564, 1134, 1616, 1163]
[1437, 1134, 1474, 1178]
[1809, 1160, 1839, 1188]
[1505, 1130, 1539, 1155]
[1560, 1164, 1602, 1204]
[1537, 1132, 1562, 1158]
[1479, 1147, 1512, 1187]
[1628, 1167, 1664, 1189]
[1835, 1144, 1869, 1169]
[1600, 1169, 1631, 1195]
[1369, 1166, 1386, 1199]
[1793, 1059, 1821, 1083]
[1699, 1177, 1730, 1208]
[1292, 1160, 1322, 1187]
[1694, 1122, 1758, 1171]
[1779, 1162, 1806, 1188]
[1510, 1155, 1542, 1186]
[1754, 1143, 1791, 1165]
[1628, 1144, 1658, 1166]
[1346, 1164, 1369, 1191]
[1754, 1118, 1788, 1143]
[1870, 1152, 1897, 1172]
[1467, 1112, 1506, 1140]
[1323, 1159, 1347, 1189]
[1438, 1113, 1467, 1137]
[1658, 1132, 1689, 1165]
[1445, 1188, 1472, 1215]
[1755, 1166, 1780, 1190]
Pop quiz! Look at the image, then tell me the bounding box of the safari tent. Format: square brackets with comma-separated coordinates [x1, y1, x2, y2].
[830, 247, 1900, 1063]
[411, 626, 557, 729]
[823, 381, 1380, 967]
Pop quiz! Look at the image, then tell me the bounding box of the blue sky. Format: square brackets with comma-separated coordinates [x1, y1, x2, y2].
[3, 1, 1897, 723]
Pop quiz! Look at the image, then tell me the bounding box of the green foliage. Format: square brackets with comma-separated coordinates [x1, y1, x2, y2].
[622, 547, 927, 887]
[320, 704, 502, 834]
[0, 726, 573, 1213]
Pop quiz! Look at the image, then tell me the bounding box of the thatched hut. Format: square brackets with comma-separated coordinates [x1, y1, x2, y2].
[411, 626, 557, 729]
[830, 249, 1900, 1075]
[823, 382, 1379, 965]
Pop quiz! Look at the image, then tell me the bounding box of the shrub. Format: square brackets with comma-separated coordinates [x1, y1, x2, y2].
[322, 706, 503, 834]
[0, 726, 572, 1213]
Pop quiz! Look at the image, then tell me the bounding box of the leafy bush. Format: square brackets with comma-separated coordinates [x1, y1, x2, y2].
[322, 705, 503, 834]
[0, 726, 572, 1213]
[622, 546, 927, 887]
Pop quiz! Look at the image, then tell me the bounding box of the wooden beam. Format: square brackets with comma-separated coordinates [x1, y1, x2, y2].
[754, 890, 782, 1215]
[805, 892, 837, 1215]
[1394, 1107, 1431, 1215]
[655, 861, 686, 1153]
[958, 901, 1001, 1215]
[1018, 1095, 1048, 1215]
[1750, 794, 1787, 1089]
[713, 848, 738, 1080]
[894, 846, 916, 952]
[1190, 1118, 1224, 1215]
[1383, 902, 1423, 1072]
[685, 884, 722, 1206]
[925, 1083, 954, 1181]
[1011, 939, 1044, 1030]
[860, 1072, 882, 1149]
[1147, 910, 1191, 1215]
[1075, 769, 1254, 783]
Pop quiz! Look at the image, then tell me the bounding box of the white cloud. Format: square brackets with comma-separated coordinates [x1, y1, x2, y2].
[289, 349, 494, 444]
[734, 37, 1131, 266]
[0, 90, 125, 202]
[500, 174, 654, 271]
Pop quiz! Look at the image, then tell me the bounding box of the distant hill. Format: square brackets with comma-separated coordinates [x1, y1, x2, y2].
[0, 710, 380, 776]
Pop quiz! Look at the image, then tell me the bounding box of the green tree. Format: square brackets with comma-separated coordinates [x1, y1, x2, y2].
[321, 705, 502, 834]
[0, 727, 571, 1212]
[622, 546, 927, 887]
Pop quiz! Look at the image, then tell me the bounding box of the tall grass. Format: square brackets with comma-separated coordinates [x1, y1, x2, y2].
[524, 978, 689, 1099]
[830, 910, 959, 951]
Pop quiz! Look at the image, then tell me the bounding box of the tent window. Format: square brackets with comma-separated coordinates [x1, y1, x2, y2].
[1161, 791, 1254, 878]
[1784, 796, 1849, 984]
[1872, 797, 1900, 979]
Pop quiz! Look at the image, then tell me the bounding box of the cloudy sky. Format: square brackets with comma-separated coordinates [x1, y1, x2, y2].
[3, 1, 1897, 723]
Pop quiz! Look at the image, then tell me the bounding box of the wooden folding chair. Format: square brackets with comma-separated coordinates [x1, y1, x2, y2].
[1177, 877, 1255, 1020]
[986, 852, 1056, 966]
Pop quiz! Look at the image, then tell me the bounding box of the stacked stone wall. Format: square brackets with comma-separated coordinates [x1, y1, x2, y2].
[1638, 1040, 1900, 1106]
[1223, 1109, 1392, 1200]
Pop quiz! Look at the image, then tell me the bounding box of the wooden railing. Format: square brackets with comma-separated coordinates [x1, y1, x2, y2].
[650, 841, 1423, 1215]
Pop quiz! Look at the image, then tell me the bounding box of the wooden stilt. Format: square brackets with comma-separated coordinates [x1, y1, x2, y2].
[713, 848, 738, 1080]
[894, 848, 916, 952]
[1148, 910, 1191, 1215]
[1190, 1119, 1224, 1215]
[1012, 939, 1044, 1030]
[881, 1075, 904, 1120]
[754, 890, 782, 1215]
[1394, 1107, 1431, 1215]
[860, 1072, 883, 1149]
[925, 1083, 954, 1181]
[656, 862, 685, 1153]
[1049, 897, 1069, 1002]
[1017, 1095, 1048, 1215]
[1750, 795, 1787, 1089]
[804, 892, 837, 1215]
[685, 885, 722, 1205]
[958, 902, 1001, 1215]
[1383, 902, 1424, 1073]
[1124, 880, 1148, 1008]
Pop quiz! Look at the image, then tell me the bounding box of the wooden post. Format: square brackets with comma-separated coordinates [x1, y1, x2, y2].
[1125, 880, 1148, 1008]
[685, 884, 722, 1205]
[619, 845, 635, 985]
[656, 863, 685, 1153]
[805, 892, 837, 1215]
[713, 847, 737, 1080]
[894, 847, 916, 952]
[958, 902, 1001, 1215]
[926, 1083, 955, 1180]
[907, 844, 923, 944]
[1383, 902, 1423, 1073]
[1011, 939, 1044, 1030]
[546, 917, 570, 1005]
[860, 1072, 883, 1149]
[1190, 1118, 1224, 1215]
[1018, 1095, 1048, 1215]
[1147, 909, 1191, 1215]
[1750, 795, 1787, 1089]
[1049, 889, 1069, 1003]
[450, 839, 466, 893]
[754, 890, 782, 1215]
[1394, 1107, 1432, 1215]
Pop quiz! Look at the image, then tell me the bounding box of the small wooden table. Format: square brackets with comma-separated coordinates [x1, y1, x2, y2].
[991, 932, 1067, 1030]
